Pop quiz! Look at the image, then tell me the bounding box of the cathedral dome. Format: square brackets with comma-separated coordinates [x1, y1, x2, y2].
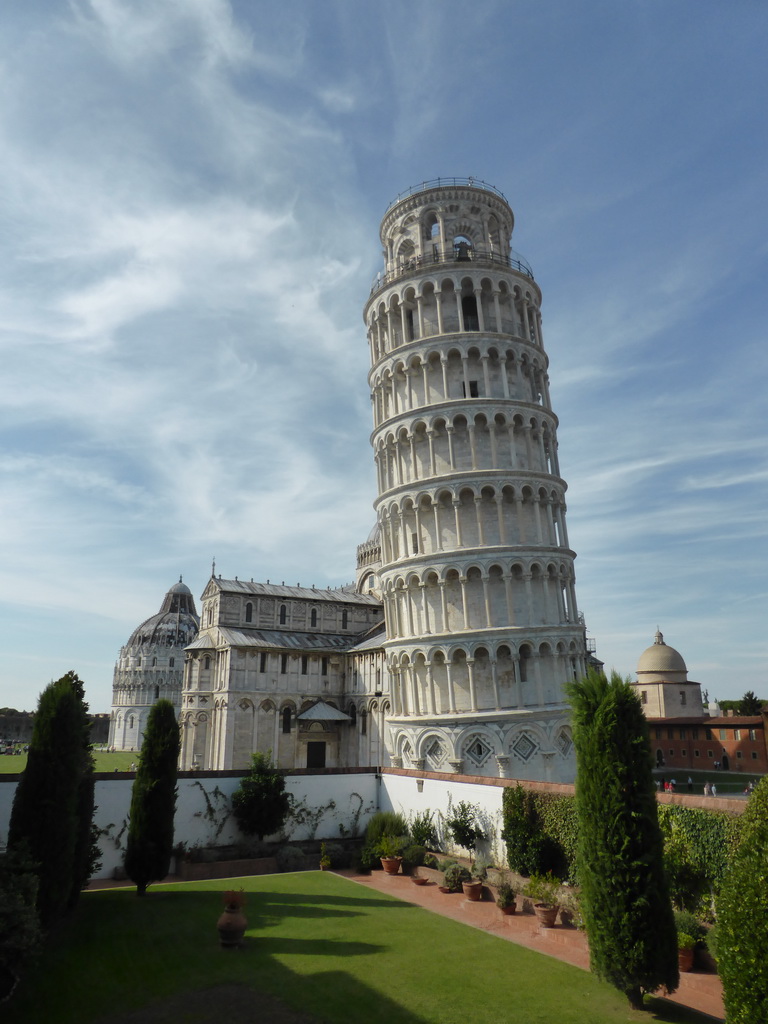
[128, 577, 200, 647]
[636, 630, 688, 681]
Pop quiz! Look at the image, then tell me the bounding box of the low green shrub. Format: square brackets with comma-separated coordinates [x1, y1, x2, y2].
[364, 811, 408, 848]
[409, 810, 438, 849]
[443, 863, 471, 893]
[401, 844, 426, 873]
[275, 845, 306, 873]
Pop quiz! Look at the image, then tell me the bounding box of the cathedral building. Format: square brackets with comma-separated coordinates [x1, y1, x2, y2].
[116, 179, 590, 782]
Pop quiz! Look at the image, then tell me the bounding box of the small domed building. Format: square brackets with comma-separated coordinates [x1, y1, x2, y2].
[634, 629, 704, 718]
[108, 579, 199, 751]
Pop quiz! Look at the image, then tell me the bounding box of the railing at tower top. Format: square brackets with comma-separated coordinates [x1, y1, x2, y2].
[369, 244, 534, 297]
[386, 177, 508, 209]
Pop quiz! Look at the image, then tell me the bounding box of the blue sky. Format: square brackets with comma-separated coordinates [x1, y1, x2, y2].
[2, 1, 767, 713]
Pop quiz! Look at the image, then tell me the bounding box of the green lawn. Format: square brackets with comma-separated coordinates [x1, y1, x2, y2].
[7, 872, 715, 1024]
[0, 749, 139, 775]
[653, 767, 761, 796]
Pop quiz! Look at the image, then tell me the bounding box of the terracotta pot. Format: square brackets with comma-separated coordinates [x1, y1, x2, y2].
[534, 903, 559, 928]
[380, 857, 402, 875]
[678, 947, 695, 972]
[462, 880, 484, 901]
[217, 906, 247, 948]
[438, 885, 452, 893]
[499, 902, 517, 915]
[411, 875, 429, 886]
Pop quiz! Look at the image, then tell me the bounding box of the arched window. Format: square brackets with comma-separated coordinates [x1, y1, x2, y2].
[169, 657, 175, 668]
[310, 608, 317, 627]
[152, 657, 157, 667]
[279, 604, 287, 625]
[361, 709, 368, 736]
[342, 609, 348, 630]
[154, 685, 160, 699]
[203, 656, 211, 671]
[282, 707, 291, 734]
[349, 705, 357, 728]
[245, 602, 253, 623]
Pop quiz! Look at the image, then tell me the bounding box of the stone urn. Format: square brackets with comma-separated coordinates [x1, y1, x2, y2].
[380, 857, 402, 875]
[218, 890, 247, 948]
[462, 880, 484, 902]
[533, 903, 559, 928]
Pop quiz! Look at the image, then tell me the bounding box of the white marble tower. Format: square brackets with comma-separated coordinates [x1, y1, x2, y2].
[364, 178, 586, 780]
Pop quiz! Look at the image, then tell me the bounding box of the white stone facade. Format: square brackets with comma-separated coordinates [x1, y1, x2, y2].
[108, 580, 199, 750]
[362, 179, 586, 782]
[178, 578, 391, 771]
[175, 179, 589, 782]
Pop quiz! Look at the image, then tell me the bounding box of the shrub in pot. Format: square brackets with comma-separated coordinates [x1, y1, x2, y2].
[524, 872, 561, 927]
[496, 880, 518, 914]
[443, 863, 471, 893]
[678, 932, 696, 972]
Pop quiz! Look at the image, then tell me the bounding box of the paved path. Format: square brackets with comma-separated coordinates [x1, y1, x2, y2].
[340, 869, 725, 1022]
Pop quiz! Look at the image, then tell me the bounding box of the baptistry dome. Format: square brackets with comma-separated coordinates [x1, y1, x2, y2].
[129, 578, 199, 647]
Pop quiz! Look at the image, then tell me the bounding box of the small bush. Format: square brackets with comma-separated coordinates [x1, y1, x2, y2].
[401, 844, 426, 873]
[445, 801, 483, 855]
[443, 863, 471, 893]
[409, 810, 438, 849]
[673, 909, 705, 943]
[322, 842, 347, 868]
[364, 811, 408, 848]
[275, 845, 306, 873]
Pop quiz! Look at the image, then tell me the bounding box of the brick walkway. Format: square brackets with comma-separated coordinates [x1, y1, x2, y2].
[341, 869, 725, 1022]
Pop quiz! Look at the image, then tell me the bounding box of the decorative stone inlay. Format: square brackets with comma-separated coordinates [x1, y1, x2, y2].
[426, 738, 446, 769]
[464, 734, 493, 767]
[556, 730, 572, 756]
[447, 758, 464, 774]
[512, 732, 537, 762]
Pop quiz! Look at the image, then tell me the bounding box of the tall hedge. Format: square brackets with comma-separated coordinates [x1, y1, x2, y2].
[124, 700, 180, 896]
[7, 671, 94, 925]
[568, 669, 678, 1010]
[716, 776, 768, 1023]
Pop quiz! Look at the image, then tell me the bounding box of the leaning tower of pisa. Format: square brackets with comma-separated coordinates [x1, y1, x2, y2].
[364, 178, 587, 782]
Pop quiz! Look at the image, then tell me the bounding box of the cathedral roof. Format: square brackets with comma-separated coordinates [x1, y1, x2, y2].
[636, 630, 688, 681]
[186, 627, 359, 653]
[127, 577, 200, 648]
[202, 577, 381, 607]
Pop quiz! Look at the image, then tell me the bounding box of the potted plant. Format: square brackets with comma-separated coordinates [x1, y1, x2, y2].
[462, 856, 488, 901]
[495, 879, 518, 915]
[376, 834, 404, 874]
[319, 842, 331, 871]
[677, 932, 696, 972]
[217, 889, 247, 948]
[443, 862, 472, 893]
[524, 872, 561, 928]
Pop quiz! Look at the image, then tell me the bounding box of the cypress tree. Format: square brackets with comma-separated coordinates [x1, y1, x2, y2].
[7, 671, 92, 925]
[68, 674, 98, 907]
[124, 700, 180, 896]
[567, 669, 678, 1010]
[716, 775, 768, 1023]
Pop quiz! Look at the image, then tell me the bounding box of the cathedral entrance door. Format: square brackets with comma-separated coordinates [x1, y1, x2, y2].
[307, 741, 327, 769]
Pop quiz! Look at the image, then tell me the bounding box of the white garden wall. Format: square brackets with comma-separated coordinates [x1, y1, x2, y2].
[0, 769, 514, 881]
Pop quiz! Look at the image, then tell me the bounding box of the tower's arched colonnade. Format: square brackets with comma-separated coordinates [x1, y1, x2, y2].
[364, 179, 586, 782]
